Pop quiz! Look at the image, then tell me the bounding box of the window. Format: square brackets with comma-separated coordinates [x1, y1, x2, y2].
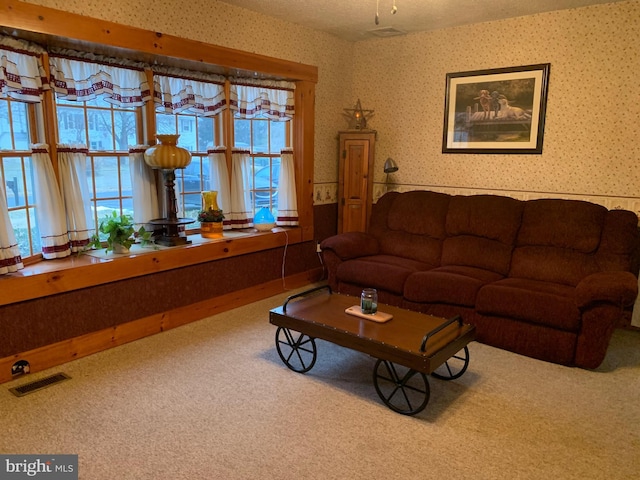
[234, 116, 288, 216]
[156, 111, 217, 222]
[0, 98, 41, 258]
[56, 95, 141, 228]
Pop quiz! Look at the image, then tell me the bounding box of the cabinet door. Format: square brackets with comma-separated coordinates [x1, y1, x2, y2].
[338, 132, 375, 233]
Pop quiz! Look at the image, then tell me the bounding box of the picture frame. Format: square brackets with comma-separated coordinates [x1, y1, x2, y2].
[442, 63, 550, 154]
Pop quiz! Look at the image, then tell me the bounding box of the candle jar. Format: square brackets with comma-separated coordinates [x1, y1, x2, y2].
[361, 288, 378, 315]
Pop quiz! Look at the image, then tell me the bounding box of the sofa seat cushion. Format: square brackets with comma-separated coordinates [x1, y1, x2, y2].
[336, 255, 433, 295]
[404, 266, 504, 307]
[476, 278, 580, 332]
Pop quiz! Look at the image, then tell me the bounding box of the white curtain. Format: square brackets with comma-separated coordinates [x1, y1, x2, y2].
[0, 181, 24, 274]
[154, 74, 226, 116]
[229, 148, 253, 229]
[208, 147, 232, 230]
[31, 145, 71, 259]
[57, 145, 93, 252]
[230, 78, 295, 120]
[277, 148, 298, 226]
[0, 36, 48, 103]
[129, 146, 160, 225]
[49, 56, 150, 107]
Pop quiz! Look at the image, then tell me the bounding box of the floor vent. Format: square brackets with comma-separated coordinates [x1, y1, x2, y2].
[9, 373, 71, 397]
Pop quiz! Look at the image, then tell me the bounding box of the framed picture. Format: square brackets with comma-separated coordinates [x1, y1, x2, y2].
[442, 63, 550, 154]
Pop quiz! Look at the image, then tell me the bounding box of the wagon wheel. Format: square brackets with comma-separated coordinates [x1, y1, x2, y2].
[373, 359, 430, 415]
[431, 346, 470, 381]
[275, 327, 317, 373]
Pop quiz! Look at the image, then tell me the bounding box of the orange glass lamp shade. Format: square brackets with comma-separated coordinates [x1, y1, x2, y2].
[144, 134, 192, 169]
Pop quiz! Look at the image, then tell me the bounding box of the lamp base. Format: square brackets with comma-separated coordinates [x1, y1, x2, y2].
[149, 217, 195, 247]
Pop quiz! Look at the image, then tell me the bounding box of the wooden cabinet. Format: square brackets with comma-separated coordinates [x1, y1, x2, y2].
[338, 130, 376, 233]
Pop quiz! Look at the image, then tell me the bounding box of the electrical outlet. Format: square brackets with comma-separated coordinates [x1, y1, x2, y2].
[316, 242, 322, 253]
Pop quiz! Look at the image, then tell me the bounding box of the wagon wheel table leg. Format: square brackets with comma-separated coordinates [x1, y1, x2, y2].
[373, 359, 430, 415]
[431, 346, 470, 381]
[275, 326, 317, 373]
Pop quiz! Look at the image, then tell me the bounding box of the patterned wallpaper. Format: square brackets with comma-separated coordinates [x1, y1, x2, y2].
[24, 0, 640, 215]
[348, 1, 640, 214]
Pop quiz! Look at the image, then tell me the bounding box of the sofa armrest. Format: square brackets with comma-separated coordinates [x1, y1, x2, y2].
[575, 271, 638, 309]
[320, 232, 380, 260]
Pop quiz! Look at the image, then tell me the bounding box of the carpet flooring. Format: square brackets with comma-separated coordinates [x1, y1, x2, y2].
[2, 286, 639, 479]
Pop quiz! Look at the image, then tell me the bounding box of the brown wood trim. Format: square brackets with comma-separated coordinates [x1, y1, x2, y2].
[294, 80, 316, 242]
[0, 269, 323, 384]
[0, 0, 318, 83]
[0, 228, 303, 307]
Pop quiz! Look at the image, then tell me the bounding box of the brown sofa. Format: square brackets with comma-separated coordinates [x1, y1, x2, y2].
[320, 191, 639, 369]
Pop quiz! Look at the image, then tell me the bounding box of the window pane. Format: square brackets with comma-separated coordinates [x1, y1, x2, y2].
[234, 118, 250, 147]
[29, 207, 41, 253]
[94, 156, 119, 199]
[120, 155, 131, 194]
[8, 209, 31, 257]
[0, 101, 10, 150]
[115, 110, 138, 150]
[156, 113, 177, 134]
[201, 155, 210, 188]
[95, 200, 119, 223]
[270, 121, 286, 153]
[10, 102, 30, 150]
[57, 105, 87, 144]
[3, 157, 25, 208]
[88, 109, 114, 151]
[252, 120, 268, 153]
[121, 197, 134, 217]
[197, 117, 214, 151]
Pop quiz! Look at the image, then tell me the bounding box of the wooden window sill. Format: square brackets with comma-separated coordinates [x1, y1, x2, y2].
[0, 227, 302, 307]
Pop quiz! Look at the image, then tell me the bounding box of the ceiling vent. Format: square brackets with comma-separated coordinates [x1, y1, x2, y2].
[367, 26, 407, 38]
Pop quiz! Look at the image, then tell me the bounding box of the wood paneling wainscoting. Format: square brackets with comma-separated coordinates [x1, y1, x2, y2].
[0, 269, 319, 385]
[0, 228, 327, 384]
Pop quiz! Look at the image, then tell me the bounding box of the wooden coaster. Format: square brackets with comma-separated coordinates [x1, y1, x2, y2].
[345, 306, 393, 323]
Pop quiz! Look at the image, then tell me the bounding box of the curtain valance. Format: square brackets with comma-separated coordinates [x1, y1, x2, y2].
[230, 78, 295, 120]
[153, 74, 226, 116]
[0, 36, 48, 103]
[49, 56, 151, 107]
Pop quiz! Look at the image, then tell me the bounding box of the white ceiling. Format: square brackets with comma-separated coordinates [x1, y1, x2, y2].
[218, 0, 627, 42]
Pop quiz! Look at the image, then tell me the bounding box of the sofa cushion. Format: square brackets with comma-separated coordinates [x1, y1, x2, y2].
[510, 246, 599, 286]
[336, 255, 433, 295]
[517, 199, 606, 252]
[441, 195, 522, 275]
[446, 194, 523, 244]
[596, 209, 640, 272]
[476, 277, 581, 332]
[442, 236, 514, 276]
[386, 190, 450, 236]
[369, 191, 450, 266]
[404, 266, 503, 307]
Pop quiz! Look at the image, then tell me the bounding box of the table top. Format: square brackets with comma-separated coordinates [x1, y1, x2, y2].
[269, 286, 476, 373]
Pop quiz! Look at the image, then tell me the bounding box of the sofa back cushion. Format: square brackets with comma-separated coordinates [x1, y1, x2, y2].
[511, 199, 607, 285]
[369, 191, 450, 266]
[596, 209, 640, 272]
[442, 195, 523, 275]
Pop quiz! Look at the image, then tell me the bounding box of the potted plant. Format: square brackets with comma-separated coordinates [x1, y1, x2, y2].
[198, 208, 225, 238]
[87, 211, 153, 254]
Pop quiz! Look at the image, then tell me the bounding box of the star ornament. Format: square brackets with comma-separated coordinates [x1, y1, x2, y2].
[343, 99, 374, 130]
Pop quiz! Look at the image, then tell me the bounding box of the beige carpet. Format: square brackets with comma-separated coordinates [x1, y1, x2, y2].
[2, 286, 639, 479]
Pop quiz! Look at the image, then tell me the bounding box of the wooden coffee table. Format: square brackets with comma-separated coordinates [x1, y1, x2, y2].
[269, 285, 476, 415]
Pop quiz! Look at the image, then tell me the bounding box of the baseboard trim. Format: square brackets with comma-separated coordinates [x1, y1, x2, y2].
[1, 269, 323, 384]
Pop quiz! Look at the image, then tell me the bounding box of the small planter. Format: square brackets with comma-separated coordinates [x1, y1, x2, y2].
[112, 243, 131, 254]
[201, 222, 223, 239]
